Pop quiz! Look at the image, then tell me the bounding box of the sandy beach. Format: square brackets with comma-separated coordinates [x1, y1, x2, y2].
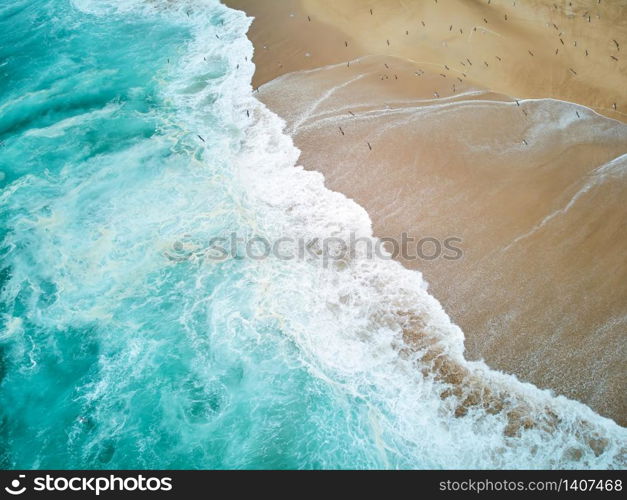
[224, 0, 627, 425]
[228, 0, 626, 121]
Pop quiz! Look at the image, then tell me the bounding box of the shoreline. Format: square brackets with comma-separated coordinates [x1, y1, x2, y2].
[224, 0, 627, 425]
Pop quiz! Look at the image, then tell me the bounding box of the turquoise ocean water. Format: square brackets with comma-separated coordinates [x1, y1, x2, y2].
[0, 0, 625, 469]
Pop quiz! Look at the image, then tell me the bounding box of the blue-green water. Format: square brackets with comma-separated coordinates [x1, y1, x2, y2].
[0, 0, 371, 469]
[0, 0, 625, 470]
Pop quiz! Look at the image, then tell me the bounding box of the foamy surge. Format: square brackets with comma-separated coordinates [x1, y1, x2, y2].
[81, 0, 626, 468]
[235, 109, 626, 468]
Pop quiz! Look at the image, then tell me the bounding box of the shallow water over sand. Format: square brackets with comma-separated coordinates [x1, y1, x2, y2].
[257, 55, 627, 425]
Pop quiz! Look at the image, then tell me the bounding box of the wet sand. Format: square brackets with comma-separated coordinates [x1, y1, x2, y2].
[225, 0, 627, 425]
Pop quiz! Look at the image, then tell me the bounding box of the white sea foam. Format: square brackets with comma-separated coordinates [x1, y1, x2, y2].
[72, 0, 627, 468]
[503, 153, 627, 252]
[234, 103, 627, 468]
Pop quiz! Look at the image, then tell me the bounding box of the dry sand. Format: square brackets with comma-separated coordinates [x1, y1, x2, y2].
[228, 0, 626, 121]
[225, 0, 627, 425]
